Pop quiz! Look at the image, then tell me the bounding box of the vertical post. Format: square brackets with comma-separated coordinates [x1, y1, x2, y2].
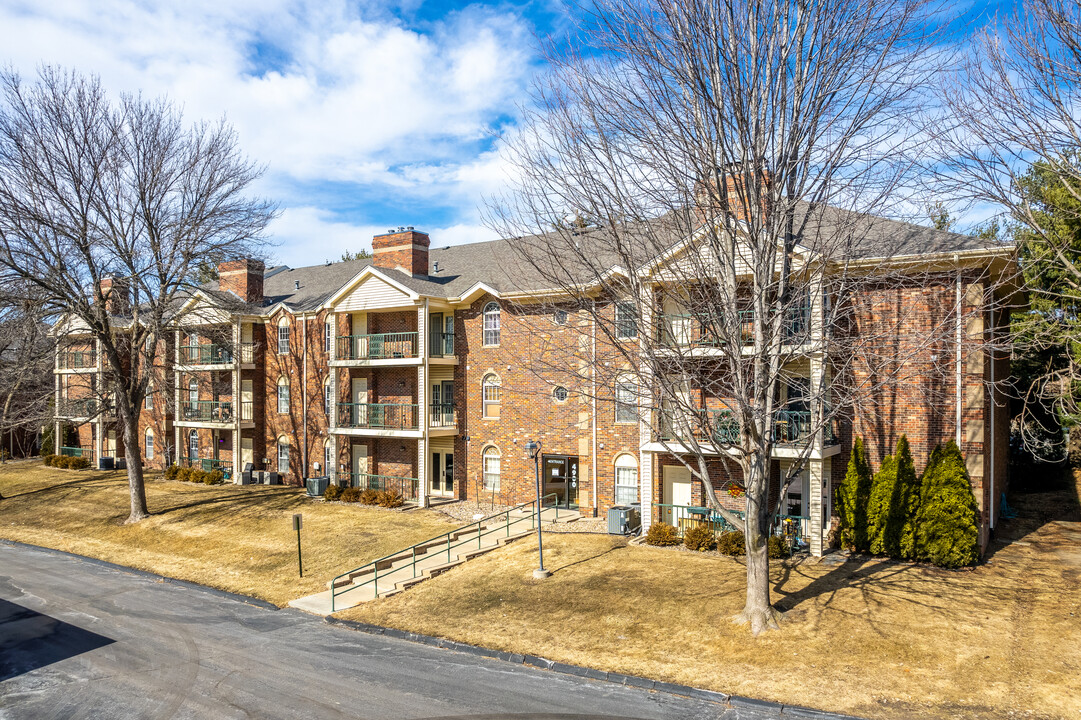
[527, 442, 550, 580]
[292, 513, 303, 577]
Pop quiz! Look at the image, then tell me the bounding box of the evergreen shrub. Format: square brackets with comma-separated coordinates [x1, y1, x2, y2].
[915, 441, 979, 567]
[716, 530, 746, 555]
[645, 521, 680, 546]
[323, 484, 343, 502]
[683, 524, 716, 551]
[837, 436, 873, 551]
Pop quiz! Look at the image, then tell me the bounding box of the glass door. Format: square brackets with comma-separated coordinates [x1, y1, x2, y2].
[542, 455, 579, 509]
[430, 452, 454, 496]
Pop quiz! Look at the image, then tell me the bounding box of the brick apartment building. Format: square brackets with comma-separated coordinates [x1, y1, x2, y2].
[52, 212, 1016, 557]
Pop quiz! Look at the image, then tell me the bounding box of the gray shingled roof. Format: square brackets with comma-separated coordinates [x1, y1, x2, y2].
[207, 206, 1012, 315]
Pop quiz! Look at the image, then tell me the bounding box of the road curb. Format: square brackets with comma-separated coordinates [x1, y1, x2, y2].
[0, 539, 280, 611]
[323, 616, 862, 718]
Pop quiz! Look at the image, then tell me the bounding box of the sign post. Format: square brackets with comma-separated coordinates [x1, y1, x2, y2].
[292, 513, 303, 578]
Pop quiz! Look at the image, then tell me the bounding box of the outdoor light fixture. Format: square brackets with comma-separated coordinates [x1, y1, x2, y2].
[525, 440, 550, 579]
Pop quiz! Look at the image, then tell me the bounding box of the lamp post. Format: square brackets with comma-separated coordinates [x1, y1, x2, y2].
[525, 440, 550, 579]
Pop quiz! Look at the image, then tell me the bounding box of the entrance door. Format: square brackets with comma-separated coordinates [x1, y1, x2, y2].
[542, 455, 580, 508]
[351, 444, 368, 487]
[661, 465, 693, 527]
[429, 312, 443, 356]
[241, 437, 253, 470]
[241, 379, 253, 421]
[351, 377, 367, 427]
[107, 429, 117, 456]
[430, 451, 454, 496]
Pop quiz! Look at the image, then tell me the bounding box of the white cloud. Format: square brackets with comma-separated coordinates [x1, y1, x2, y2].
[0, 0, 533, 254]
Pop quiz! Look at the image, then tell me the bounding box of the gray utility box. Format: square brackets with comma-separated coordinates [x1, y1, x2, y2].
[99, 456, 114, 471]
[607, 504, 642, 535]
[306, 476, 329, 497]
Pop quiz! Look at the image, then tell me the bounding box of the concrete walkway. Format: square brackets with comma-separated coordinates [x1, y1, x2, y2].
[0, 541, 772, 720]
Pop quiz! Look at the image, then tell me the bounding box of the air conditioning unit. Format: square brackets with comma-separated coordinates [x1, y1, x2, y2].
[607, 504, 642, 535]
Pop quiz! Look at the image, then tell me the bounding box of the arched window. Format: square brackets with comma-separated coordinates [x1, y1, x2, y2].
[188, 430, 199, 461]
[277, 437, 290, 475]
[482, 446, 501, 491]
[614, 453, 638, 504]
[277, 377, 290, 414]
[482, 373, 501, 418]
[277, 317, 290, 354]
[482, 302, 501, 346]
[323, 378, 332, 417]
[145, 428, 154, 461]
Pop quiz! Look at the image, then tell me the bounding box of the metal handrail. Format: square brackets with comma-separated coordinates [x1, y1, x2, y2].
[336, 402, 418, 430]
[652, 503, 810, 546]
[179, 400, 235, 423]
[178, 344, 233, 365]
[59, 446, 94, 458]
[336, 332, 418, 361]
[335, 472, 418, 500]
[58, 350, 97, 369]
[657, 305, 811, 347]
[429, 403, 457, 428]
[330, 492, 559, 612]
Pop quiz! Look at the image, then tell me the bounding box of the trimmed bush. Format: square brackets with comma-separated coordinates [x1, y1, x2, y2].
[717, 530, 746, 555]
[340, 487, 361, 503]
[69, 457, 91, 470]
[54, 456, 72, 469]
[377, 489, 404, 508]
[837, 436, 873, 552]
[323, 484, 343, 502]
[868, 436, 919, 558]
[767, 535, 791, 559]
[915, 441, 979, 568]
[645, 521, 680, 546]
[683, 524, 716, 551]
[164, 465, 180, 481]
[205, 470, 224, 485]
[359, 488, 381, 505]
[41, 454, 56, 467]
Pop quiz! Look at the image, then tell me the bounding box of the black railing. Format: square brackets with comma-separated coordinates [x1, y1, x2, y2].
[429, 403, 457, 428]
[335, 472, 418, 500]
[336, 402, 418, 430]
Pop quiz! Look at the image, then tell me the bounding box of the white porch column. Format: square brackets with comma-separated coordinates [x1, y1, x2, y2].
[808, 459, 825, 557]
[638, 284, 655, 531]
[173, 329, 180, 466]
[417, 301, 429, 507]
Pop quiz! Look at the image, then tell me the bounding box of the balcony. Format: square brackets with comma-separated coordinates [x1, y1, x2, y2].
[428, 330, 455, 358]
[180, 456, 234, 476]
[335, 332, 418, 364]
[178, 400, 236, 425]
[57, 350, 97, 371]
[59, 446, 96, 460]
[57, 398, 100, 419]
[178, 343, 254, 367]
[336, 402, 418, 432]
[657, 306, 810, 349]
[653, 408, 836, 454]
[429, 403, 458, 434]
[335, 471, 418, 501]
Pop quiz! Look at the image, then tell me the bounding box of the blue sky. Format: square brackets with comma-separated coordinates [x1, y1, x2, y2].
[0, 0, 1025, 266]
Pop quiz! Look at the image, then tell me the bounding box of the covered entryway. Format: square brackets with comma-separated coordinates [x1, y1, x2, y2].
[661, 464, 693, 527]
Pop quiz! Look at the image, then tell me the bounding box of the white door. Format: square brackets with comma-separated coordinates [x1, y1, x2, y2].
[662, 297, 692, 346]
[241, 379, 253, 420]
[351, 444, 369, 485]
[351, 378, 368, 427]
[662, 465, 693, 527]
[107, 429, 117, 456]
[241, 437, 253, 469]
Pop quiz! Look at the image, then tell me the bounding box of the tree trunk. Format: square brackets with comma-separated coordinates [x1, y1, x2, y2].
[738, 462, 782, 634]
[121, 409, 149, 523]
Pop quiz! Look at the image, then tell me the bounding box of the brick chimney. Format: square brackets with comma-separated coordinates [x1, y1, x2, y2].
[694, 166, 770, 224]
[218, 259, 265, 303]
[98, 276, 131, 316]
[372, 228, 429, 277]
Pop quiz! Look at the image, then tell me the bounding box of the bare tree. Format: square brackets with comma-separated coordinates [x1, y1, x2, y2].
[0, 67, 275, 522]
[0, 281, 52, 458]
[937, 0, 1081, 452]
[488, 0, 974, 634]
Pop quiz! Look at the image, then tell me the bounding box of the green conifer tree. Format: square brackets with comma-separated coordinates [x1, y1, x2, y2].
[838, 436, 873, 551]
[915, 441, 980, 568]
[867, 453, 896, 555]
[895, 436, 921, 560]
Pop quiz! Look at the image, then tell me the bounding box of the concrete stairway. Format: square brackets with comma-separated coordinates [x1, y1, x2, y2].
[289, 504, 578, 615]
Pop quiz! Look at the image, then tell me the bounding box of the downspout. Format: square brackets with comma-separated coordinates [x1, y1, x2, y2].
[955, 266, 962, 447]
[592, 298, 598, 517]
[989, 324, 995, 530]
[302, 316, 308, 479]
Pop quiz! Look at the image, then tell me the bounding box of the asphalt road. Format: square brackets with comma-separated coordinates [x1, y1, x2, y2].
[0, 541, 786, 720]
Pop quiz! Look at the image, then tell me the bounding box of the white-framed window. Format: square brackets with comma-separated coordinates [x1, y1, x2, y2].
[482, 302, 501, 346]
[145, 429, 154, 461]
[615, 381, 637, 423]
[277, 319, 290, 354]
[324, 442, 333, 475]
[324, 319, 333, 353]
[277, 438, 289, 474]
[324, 379, 332, 416]
[145, 384, 153, 410]
[188, 378, 198, 404]
[482, 373, 501, 418]
[553, 309, 568, 326]
[553, 386, 568, 402]
[615, 301, 637, 339]
[188, 331, 198, 347]
[277, 377, 290, 414]
[482, 446, 501, 491]
[188, 430, 199, 460]
[614, 453, 638, 504]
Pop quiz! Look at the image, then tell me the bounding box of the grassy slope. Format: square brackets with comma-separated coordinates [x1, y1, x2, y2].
[343, 516, 1081, 720]
[0, 462, 458, 606]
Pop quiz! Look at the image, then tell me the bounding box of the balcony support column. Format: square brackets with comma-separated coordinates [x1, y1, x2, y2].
[638, 285, 655, 531]
[418, 301, 429, 507]
[174, 329, 181, 467]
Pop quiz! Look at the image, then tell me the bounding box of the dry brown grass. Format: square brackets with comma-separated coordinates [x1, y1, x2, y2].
[343, 495, 1081, 719]
[0, 461, 458, 606]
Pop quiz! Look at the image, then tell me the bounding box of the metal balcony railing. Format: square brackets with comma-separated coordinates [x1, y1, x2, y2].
[429, 403, 457, 428]
[178, 344, 233, 365]
[179, 400, 235, 423]
[428, 330, 455, 358]
[335, 472, 418, 500]
[658, 408, 835, 447]
[59, 446, 95, 460]
[180, 456, 234, 475]
[58, 350, 97, 370]
[657, 305, 811, 348]
[336, 402, 418, 430]
[57, 398, 99, 418]
[336, 332, 418, 361]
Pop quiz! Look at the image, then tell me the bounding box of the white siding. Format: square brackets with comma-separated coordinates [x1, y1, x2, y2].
[336, 275, 413, 311]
